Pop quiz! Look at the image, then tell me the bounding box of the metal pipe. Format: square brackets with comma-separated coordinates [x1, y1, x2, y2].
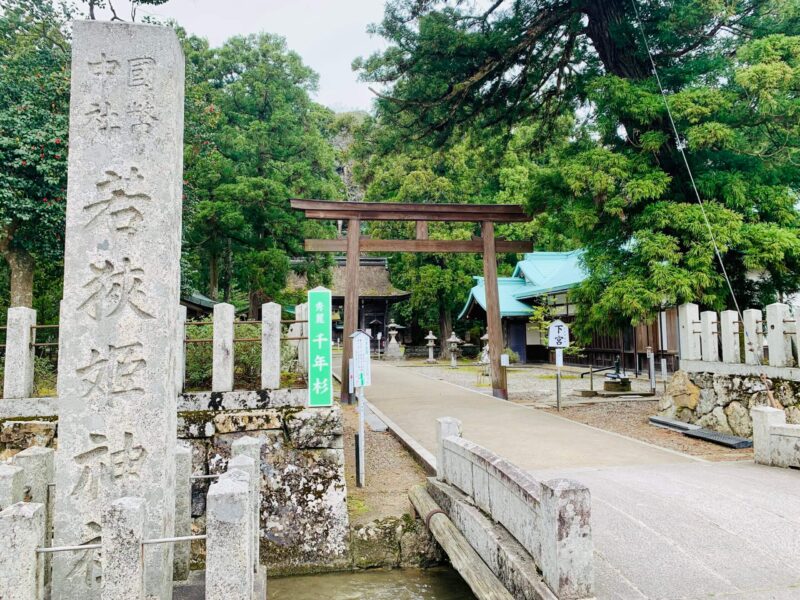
[185, 321, 214, 326]
[190, 474, 219, 480]
[142, 535, 206, 546]
[37, 543, 101, 554]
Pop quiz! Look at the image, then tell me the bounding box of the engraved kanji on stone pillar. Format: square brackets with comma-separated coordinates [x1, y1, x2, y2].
[52, 21, 184, 600]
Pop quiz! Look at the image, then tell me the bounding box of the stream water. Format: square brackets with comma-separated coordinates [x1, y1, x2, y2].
[268, 567, 477, 599]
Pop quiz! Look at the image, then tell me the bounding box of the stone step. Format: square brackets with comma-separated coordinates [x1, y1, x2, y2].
[649, 416, 702, 432]
[683, 428, 753, 449]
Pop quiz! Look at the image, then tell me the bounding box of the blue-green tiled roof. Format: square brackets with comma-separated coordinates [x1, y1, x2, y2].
[458, 277, 535, 319]
[459, 250, 587, 319]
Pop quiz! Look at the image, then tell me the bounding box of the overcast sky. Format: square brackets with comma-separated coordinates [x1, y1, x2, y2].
[100, 0, 390, 112]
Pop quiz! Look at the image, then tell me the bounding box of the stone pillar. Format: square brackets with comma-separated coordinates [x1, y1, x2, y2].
[176, 305, 187, 395]
[52, 21, 184, 600]
[101, 497, 145, 600]
[173, 444, 191, 581]
[752, 406, 785, 466]
[436, 417, 462, 482]
[3, 307, 37, 399]
[231, 435, 263, 575]
[261, 302, 281, 390]
[700, 311, 719, 362]
[212, 302, 235, 392]
[678, 303, 702, 361]
[13, 447, 55, 583]
[228, 454, 258, 592]
[766, 303, 792, 367]
[540, 478, 593, 600]
[0, 502, 45, 600]
[743, 308, 764, 365]
[206, 471, 252, 600]
[719, 310, 740, 364]
[0, 463, 25, 509]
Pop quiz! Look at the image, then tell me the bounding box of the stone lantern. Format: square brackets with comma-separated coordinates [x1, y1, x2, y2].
[385, 319, 403, 360]
[425, 330, 437, 363]
[447, 331, 462, 369]
[479, 332, 490, 365]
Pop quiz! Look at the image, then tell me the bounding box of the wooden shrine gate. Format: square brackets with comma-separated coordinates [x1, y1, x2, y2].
[291, 199, 531, 401]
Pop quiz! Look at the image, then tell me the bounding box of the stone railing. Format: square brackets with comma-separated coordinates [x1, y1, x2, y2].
[0, 301, 309, 399]
[435, 418, 593, 600]
[677, 301, 799, 371]
[0, 437, 265, 600]
[752, 407, 800, 469]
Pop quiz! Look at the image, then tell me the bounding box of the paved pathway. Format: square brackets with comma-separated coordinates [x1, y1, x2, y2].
[365, 362, 800, 600]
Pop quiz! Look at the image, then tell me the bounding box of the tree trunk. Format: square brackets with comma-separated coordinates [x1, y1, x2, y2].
[208, 255, 219, 301]
[6, 246, 35, 308]
[439, 305, 453, 359]
[222, 240, 232, 303]
[582, 0, 651, 81]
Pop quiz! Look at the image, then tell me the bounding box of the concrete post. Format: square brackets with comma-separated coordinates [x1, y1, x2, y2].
[3, 307, 37, 399]
[261, 302, 281, 390]
[752, 406, 785, 466]
[13, 447, 54, 584]
[232, 435, 263, 576]
[228, 455, 258, 591]
[436, 417, 462, 482]
[176, 305, 187, 395]
[206, 471, 252, 600]
[101, 497, 145, 600]
[743, 308, 764, 365]
[700, 311, 719, 362]
[719, 310, 740, 364]
[0, 502, 45, 600]
[173, 444, 191, 581]
[678, 303, 702, 360]
[766, 303, 792, 367]
[0, 463, 25, 510]
[212, 302, 235, 392]
[540, 478, 593, 600]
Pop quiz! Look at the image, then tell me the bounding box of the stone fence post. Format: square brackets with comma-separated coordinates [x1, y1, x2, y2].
[700, 310, 719, 362]
[261, 302, 281, 390]
[540, 478, 593, 600]
[719, 310, 740, 364]
[101, 497, 145, 600]
[0, 463, 25, 510]
[228, 454, 259, 594]
[206, 470, 252, 600]
[0, 502, 45, 600]
[213, 302, 235, 392]
[678, 303, 702, 361]
[232, 434, 264, 579]
[13, 447, 54, 584]
[743, 308, 764, 365]
[176, 305, 187, 395]
[436, 417, 462, 482]
[752, 406, 785, 466]
[766, 303, 792, 367]
[3, 307, 37, 399]
[173, 444, 191, 582]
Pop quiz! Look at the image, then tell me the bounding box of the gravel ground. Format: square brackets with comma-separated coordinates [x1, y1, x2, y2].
[397, 360, 752, 462]
[342, 402, 427, 525]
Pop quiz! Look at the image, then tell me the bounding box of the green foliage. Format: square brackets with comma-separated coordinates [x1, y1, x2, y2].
[0, 0, 71, 304]
[359, 0, 800, 338]
[181, 31, 342, 309]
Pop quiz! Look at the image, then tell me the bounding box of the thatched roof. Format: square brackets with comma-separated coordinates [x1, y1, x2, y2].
[287, 257, 411, 302]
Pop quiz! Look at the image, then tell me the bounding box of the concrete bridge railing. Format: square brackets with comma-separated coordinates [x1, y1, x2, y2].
[436, 417, 593, 600]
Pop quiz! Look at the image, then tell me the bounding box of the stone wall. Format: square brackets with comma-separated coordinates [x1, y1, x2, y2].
[0, 389, 351, 575]
[659, 370, 800, 438]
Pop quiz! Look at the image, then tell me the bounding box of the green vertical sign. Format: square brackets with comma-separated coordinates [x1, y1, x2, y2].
[308, 286, 333, 407]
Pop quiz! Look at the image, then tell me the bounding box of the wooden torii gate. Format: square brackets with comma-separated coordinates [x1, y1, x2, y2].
[290, 199, 531, 401]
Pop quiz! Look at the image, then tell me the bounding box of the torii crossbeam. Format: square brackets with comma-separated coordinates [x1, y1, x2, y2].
[291, 199, 532, 401]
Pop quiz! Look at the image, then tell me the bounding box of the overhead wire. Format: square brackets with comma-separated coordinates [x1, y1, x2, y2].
[627, 0, 763, 360]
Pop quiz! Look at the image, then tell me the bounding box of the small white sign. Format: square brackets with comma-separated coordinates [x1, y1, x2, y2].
[555, 348, 564, 367]
[500, 354, 510, 367]
[351, 330, 372, 388]
[548, 319, 570, 348]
